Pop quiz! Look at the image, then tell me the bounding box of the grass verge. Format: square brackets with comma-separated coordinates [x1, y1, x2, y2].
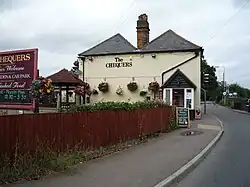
[0, 131, 164, 185]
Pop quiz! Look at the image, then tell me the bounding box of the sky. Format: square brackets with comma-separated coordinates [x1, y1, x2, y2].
[0, 0, 249, 87]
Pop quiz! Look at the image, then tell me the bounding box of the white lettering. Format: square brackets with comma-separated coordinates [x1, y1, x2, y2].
[6, 65, 25, 71]
[0, 75, 11, 80]
[0, 82, 26, 89]
[0, 82, 12, 88]
[12, 82, 26, 89]
[11, 74, 31, 79]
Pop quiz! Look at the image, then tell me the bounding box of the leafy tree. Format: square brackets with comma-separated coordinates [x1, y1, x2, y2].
[201, 59, 218, 101]
[229, 83, 250, 99]
[200, 59, 250, 103]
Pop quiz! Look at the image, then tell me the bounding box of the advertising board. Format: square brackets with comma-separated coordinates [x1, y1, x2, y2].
[0, 49, 38, 110]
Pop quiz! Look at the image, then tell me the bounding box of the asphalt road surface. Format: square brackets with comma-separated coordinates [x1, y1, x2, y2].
[173, 104, 250, 187]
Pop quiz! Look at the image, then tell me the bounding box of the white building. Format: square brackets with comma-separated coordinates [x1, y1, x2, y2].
[78, 14, 203, 117]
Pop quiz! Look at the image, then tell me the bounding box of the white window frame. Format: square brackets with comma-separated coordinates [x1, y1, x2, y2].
[163, 88, 194, 109]
[163, 88, 173, 105]
[184, 88, 194, 109]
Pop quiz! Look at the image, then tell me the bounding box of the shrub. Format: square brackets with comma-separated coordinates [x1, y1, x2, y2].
[66, 100, 170, 113]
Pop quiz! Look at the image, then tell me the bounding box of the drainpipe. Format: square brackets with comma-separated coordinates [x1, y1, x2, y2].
[78, 56, 86, 104]
[161, 50, 200, 85]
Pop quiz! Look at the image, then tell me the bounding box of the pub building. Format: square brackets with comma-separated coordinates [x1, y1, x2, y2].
[77, 13, 203, 119]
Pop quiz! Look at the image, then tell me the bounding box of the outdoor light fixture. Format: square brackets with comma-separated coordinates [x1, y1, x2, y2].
[88, 57, 93, 62]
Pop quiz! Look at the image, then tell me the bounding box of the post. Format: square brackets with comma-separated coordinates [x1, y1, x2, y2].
[204, 89, 207, 114]
[201, 88, 207, 114]
[223, 69, 226, 105]
[34, 69, 40, 114]
[34, 99, 39, 113]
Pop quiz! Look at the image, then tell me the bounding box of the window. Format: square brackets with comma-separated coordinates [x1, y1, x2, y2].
[154, 89, 163, 101]
[186, 89, 192, 109]
[165, 89, 170, 105]
[173, 89, 184, 107]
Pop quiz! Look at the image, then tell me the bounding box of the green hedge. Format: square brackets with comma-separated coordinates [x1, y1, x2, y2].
[65, 101, 170, 113]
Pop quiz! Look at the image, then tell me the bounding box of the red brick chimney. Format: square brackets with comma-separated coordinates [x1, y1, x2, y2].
[136, 14, 150, 49]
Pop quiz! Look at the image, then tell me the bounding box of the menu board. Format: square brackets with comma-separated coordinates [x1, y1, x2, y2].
[0, 90, 32, 104]
[176, 107, 190, 128]
[0, 49, 38, 109]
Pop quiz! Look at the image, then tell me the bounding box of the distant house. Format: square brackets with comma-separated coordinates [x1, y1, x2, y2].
[78, 13, 203, 113]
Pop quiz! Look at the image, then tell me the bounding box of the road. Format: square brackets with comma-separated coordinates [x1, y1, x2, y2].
[173, 104, 250, 187]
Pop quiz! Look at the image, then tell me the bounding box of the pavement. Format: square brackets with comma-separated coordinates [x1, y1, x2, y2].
[172, 104, 250, 187]
[233, 109, 250, 115]
[3, 109, 222, 187]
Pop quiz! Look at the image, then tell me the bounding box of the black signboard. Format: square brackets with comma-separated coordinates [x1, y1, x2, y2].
[176, 107, 190, 128]
[0, 89, 32, 104]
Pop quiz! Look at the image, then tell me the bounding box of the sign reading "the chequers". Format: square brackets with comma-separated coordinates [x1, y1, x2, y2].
[105, 57, 132, 68]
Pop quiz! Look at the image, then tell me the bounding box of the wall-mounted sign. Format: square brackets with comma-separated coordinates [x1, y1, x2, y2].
[176, 107, 190, 128]
[105, 57, 132, 68]
[0, 48, 38, 110]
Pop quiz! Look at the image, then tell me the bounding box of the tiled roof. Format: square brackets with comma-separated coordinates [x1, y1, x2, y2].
[47, 69, 83, 84]
[78, 33, 136, 56]
[146, 30, 201, 52]
[78, 30, 201, 56]
[161, 69, 197, 89]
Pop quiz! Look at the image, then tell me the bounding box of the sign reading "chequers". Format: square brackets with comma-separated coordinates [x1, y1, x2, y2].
[105, 57, 132, 68]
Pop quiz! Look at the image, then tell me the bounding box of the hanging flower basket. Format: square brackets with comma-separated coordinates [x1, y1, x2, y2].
[148, 81, 160, 92]
[139, 88, 147, 96]
[74, 82, 92, 96]
[80, 82, 90, 90]
[127, 81, 138, 92]
[40, 78, 54, 94]
[92, 89, 99, 95]
[86, 89, 92, 96]
[116, 86, 123, 95]
[98, 82, 109, 92]
[74, 86, 85, 96]
[30, 78, 54, 101]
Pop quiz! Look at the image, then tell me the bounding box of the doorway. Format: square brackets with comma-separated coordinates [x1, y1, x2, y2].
[172, 89, 184, 107]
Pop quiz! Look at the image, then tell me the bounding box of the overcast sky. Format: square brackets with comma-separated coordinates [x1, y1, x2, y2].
[0, 0, 249, 87]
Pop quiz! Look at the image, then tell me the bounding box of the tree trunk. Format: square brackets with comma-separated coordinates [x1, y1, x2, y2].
[34, 99, 39, 114]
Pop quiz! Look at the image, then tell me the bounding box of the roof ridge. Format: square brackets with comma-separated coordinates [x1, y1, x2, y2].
[170, 30, 201, 48]
[78, 33, 136, 56]
[149, 29, 200, 48]
[118, 33, 137, 50]
[78, 34, 120, 56]
[148, 29, 172, 45]
[47, 68, 82, 83]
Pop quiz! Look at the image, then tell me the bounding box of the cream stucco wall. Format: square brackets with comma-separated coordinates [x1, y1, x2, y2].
[79, 51, 201, 107]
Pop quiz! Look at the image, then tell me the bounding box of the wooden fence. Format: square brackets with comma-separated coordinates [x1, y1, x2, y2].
[0, 107, 173, 156]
